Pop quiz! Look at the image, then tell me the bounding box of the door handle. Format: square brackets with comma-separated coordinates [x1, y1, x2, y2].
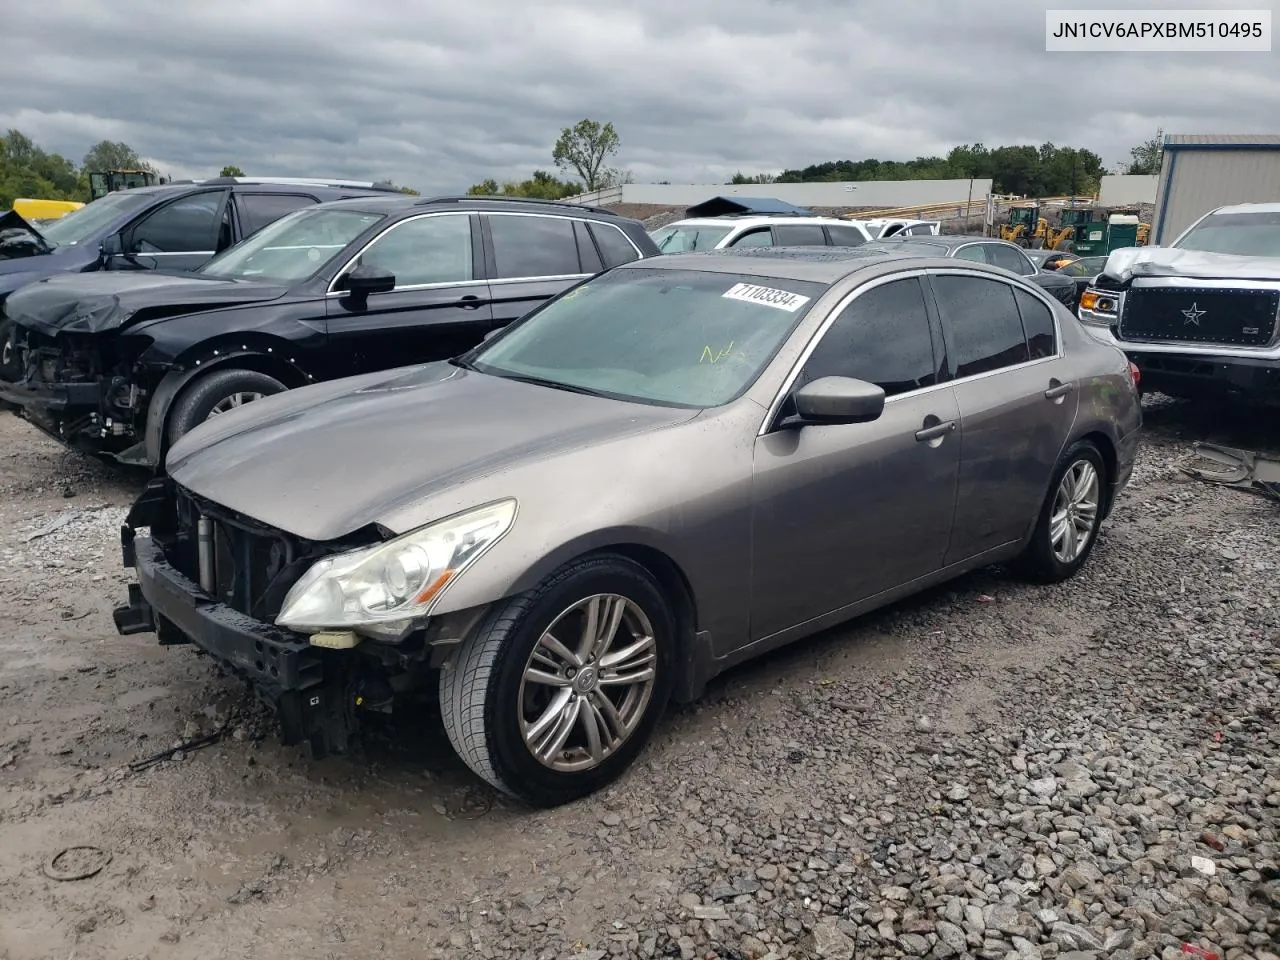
[458, 295, 483, 309]
[914, 419, 957, 442]
[1044, 380, 1075, 400]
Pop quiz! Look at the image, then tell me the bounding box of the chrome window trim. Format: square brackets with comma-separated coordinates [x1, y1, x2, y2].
[145, 250, 216, 256]
[325, 210, 475, 295]
[757, 267, 1065, 437]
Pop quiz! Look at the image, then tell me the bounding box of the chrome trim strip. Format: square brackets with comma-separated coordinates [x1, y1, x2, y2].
[757, 267, 1065, 437]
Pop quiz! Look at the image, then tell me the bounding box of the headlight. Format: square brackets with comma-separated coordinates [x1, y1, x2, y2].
[1078, 289, 1118, 323]
[275, 499, 516, 638]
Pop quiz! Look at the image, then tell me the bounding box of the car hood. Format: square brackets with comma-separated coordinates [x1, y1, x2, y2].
[1102, 246, 1280, 283]
[166, 361, 697, 541]
[5, 270, 289, 336]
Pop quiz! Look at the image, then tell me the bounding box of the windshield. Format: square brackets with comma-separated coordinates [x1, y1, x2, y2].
[38, 191, 153, 247]
[467, 267, 826, 407]
[649, 224, 733, 253]
[1175, 211, 1280, 257]
[198, 207, 385, 282]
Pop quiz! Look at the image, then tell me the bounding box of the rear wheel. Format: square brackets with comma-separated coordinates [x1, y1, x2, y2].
[166, 368, 287, 446]
[0, 318, 20, 381]
[439, 554, 675, 807]
[1011, 440, 1108, 584]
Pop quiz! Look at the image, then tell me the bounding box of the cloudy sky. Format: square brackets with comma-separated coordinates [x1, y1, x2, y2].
[4, 0, 1276, 193]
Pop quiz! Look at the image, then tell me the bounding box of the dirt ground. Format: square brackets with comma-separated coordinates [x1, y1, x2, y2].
[0, 400, 1276, 960]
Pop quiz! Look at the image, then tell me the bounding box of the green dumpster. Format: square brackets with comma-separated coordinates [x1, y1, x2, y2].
[1073, 222, 1109, 256]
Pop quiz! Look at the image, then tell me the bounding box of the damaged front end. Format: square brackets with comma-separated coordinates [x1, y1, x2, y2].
[112, 479, 490, 758]
[0, 321, 158, 461]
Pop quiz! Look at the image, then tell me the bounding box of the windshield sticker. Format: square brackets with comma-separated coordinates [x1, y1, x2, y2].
[700, 341, 747, 364]
[722, 282, 810, 312]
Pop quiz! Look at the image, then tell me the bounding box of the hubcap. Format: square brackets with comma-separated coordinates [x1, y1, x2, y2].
[206, 391, 265, 418]
[517, 594, 657, 773]
[1050, 460, 1100, 563]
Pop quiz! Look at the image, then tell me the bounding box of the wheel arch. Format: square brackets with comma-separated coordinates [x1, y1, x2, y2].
[1074, 429, 1118, 517]
[143, 337, 316, 468]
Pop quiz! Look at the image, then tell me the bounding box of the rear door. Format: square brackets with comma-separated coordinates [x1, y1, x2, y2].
[482, 213, 597, 329]
[231, 192, 319, 242]
[772, 223, 828, 247]
[325, 211, 494, 376]
[925, 270, 1078, 564]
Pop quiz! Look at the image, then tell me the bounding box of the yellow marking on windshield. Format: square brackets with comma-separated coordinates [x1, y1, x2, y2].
[700, 341, 745, 364]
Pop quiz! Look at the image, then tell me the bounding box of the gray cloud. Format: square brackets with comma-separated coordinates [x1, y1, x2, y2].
[4, 0, 1276, 192]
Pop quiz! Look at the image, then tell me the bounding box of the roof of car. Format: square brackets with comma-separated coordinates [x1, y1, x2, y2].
[662, 216, 866, 230]
[872, 234, 998, 250]
[114, 180, 395, 198]
[319, 194, 631, 220]
[1209, 202, 1280, 215]
[618, 245, 976, 284]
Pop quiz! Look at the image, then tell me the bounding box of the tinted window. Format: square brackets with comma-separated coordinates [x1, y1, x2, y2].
[730, 229, 773, 247]
[825, 225, 867, 247]
[360, 213, 474, 286]
[591, 223, 642, 266]
[932, 275, 1030, 377]
[490, 214, 580, 278]
[236, 193, 317, 238]
[773, 224, 827, 246]
[128, 192, 224, 253]
[802, 277, 939, 396]
[986, 243, 1035, 276]
[574, 221, 603, 273]
[1015, 288, 1056, 359]
[953, 244, 988, 263]
[906, 223, 935, 235]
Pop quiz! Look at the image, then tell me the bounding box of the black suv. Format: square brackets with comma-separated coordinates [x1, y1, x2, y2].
[0, 196, 659, 468]
[0, 177, 403, 378]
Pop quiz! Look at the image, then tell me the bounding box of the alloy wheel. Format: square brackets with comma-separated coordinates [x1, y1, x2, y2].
[1050, 460, 1100, 563]
[517, 594, 658, 773]
[206, 391, 265, 418]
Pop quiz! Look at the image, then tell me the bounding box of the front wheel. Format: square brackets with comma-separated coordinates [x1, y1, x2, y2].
[1010, 440, 1108, 584]
[439, 554, 675, 807]
[0, 318, 20, 381]
[166, 368, 287, 446]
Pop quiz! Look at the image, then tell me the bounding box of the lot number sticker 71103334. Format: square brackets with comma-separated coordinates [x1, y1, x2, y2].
[722, 282, 811, 312]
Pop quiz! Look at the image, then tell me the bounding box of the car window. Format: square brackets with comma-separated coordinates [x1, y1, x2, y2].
[985, 243, 1036, 276]
[953, 244, 989, 263]
[590, 222, 642, 266]
[801, 277, 940, 397]
[235, 193, 317, 238]
[932, 274, 1031, 377]
[648, 224, 731, 254]
[128, 192, 224, 253]
[470, 267, 826, 408]
[773, 224, 827, 246]
[825, 225, 867, 247]
[39, 191, 154, 247]
[574, 221, 603, 273]
[906, 223, 935, 235]
[881, 224, 904, 237]
[729, 229, 773, 248]
[1014, 288, 1057, 359]
[360, 213, 474, 286]
[201, 207, 385, 283]
[489, 214, 582, 278]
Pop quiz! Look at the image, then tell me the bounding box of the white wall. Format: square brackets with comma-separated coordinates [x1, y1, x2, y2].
[1098, 175, 1158, 206]
[574, 179, 994, 209]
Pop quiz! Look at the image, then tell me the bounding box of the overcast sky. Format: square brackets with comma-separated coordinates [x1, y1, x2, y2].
[4, 0, 1276, 192]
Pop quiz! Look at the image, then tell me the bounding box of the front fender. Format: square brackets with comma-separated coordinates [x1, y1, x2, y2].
[138, 351, 310, 469]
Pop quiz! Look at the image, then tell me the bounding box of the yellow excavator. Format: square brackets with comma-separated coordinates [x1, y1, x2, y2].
[999, 203, 1040, 245]
[87, 169, 161, 201]
[1044, 206, 1093, 251]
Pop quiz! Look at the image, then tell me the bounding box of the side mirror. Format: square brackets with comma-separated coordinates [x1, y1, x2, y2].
[792, 376, 885, 425]
[344, 264, 396, 296]
[100, 234, 124, 258]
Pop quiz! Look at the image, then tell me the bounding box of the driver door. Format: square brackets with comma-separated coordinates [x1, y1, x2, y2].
[748, 275, 961, 643]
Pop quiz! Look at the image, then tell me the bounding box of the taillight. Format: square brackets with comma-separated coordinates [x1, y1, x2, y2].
[1128, 361, 1141, 388]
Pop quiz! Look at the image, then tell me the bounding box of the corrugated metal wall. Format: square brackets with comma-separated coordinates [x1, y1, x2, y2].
[1154, 149, 1280, 243]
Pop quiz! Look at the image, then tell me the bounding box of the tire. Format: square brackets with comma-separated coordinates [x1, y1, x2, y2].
[0, 317, 20, 381]
[439, 553, 676, 807]
[1010, 440, 1108, 584]
[166, 368, 287, 446]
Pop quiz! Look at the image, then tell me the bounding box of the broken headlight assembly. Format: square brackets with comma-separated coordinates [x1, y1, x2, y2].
[1077, 288, 1119, 327]
[275, 499, 516, 639]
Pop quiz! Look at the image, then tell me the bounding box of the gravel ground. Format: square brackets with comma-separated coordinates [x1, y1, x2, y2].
[0, 398, 1276, 960]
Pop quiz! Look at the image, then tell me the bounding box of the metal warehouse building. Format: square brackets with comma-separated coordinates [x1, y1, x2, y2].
[1152, 134, 1280, 244]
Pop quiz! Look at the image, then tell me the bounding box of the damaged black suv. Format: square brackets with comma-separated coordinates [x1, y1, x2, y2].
[0, 195, 658, 469]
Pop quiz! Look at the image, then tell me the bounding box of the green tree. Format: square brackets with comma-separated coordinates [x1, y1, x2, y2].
[1126, 128, 1164, 175]
[82, 140, 155, 173]
[372, 178, 420, 195]
[552, 119, 620, 191]
[466, 170, 581, 199]
[730, 171, 777, 184]
[219, 164, 245, 177]
[467, 178, 500, 195]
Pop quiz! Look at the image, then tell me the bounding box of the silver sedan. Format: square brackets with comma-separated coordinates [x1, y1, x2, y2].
[114, 246, 1143, 807]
